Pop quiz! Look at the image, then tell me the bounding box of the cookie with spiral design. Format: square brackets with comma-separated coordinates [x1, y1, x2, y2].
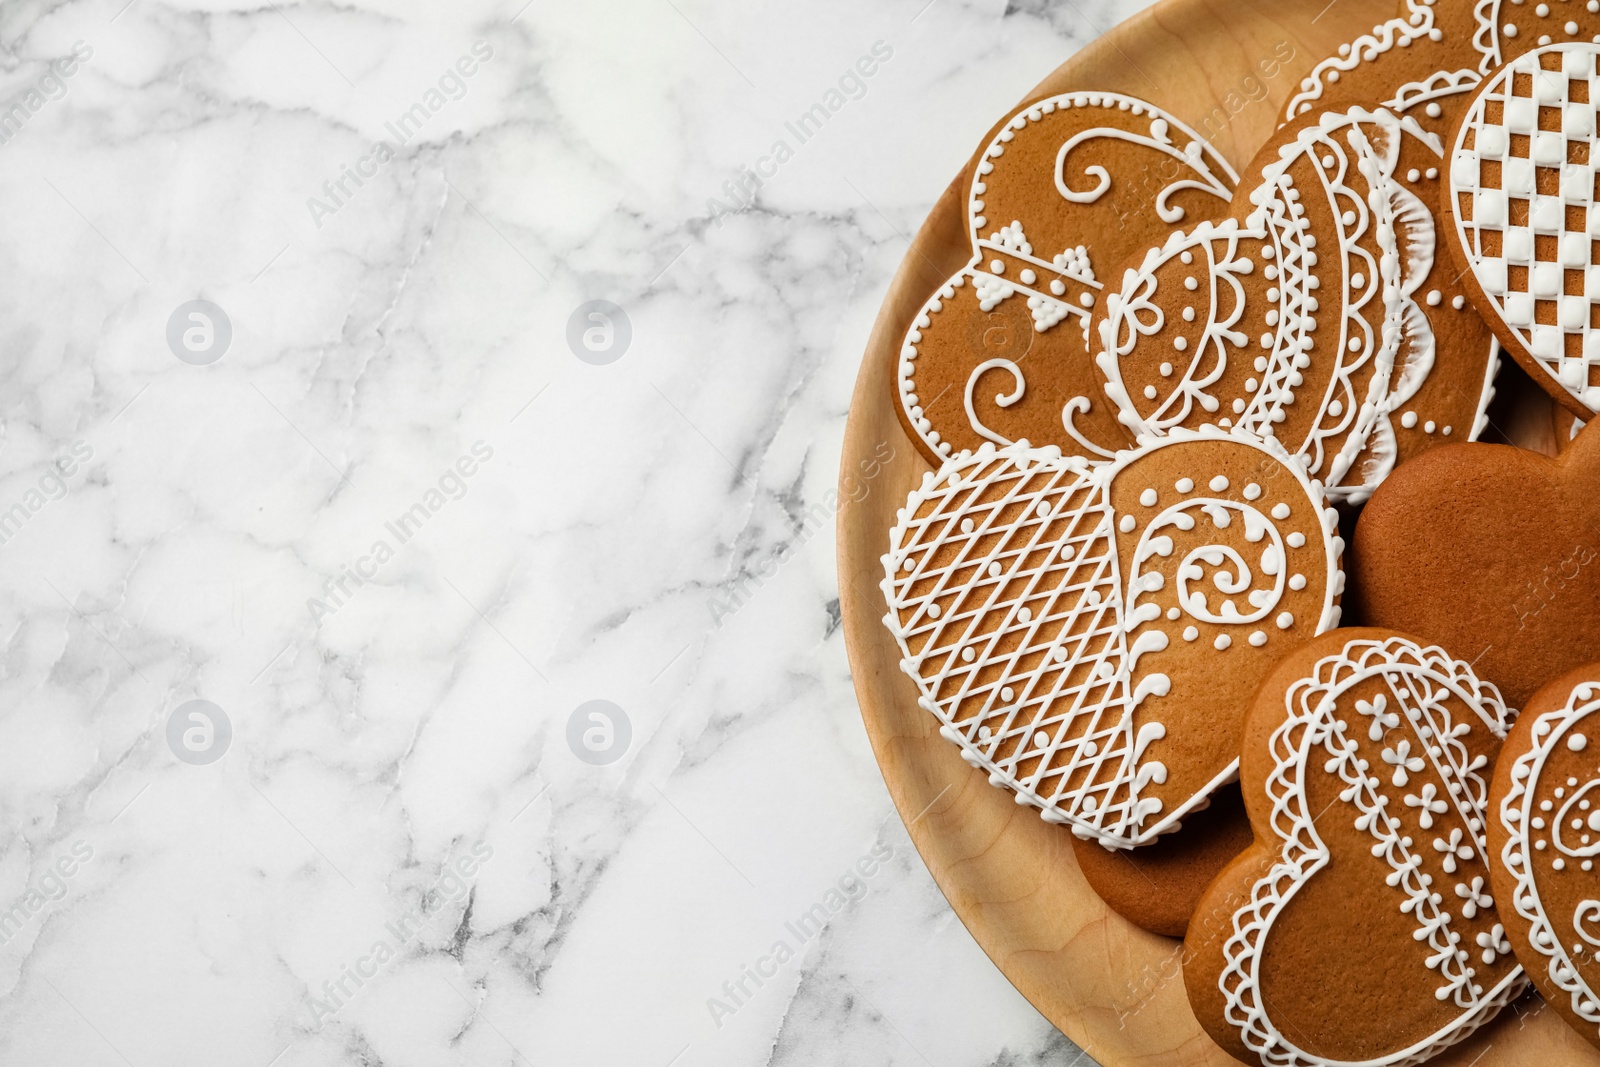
[879, 426, 1343, 850]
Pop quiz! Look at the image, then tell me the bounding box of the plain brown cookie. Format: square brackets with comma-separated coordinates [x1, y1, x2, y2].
[1071, 783, 1251, 937]
[893, 92, 1239, 466]
[1349, 417, 1600, 709]
[1488, 663, 1600, 1052]
[1185, 628, 1523, 1067]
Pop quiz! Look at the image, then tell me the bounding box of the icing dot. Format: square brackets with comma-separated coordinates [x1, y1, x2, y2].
[1184, 277, 1198, 291]
[990, 259, 1005, 274]
[1215, 634, 1232, 651]
[1505, 23, 1518, 38]
[961, 518, 975, 534]
[1079, 293, 1093, 308]
[1232, 398, 1247, 414]
[1401, 411, 1419, 429]
[1452, 295, 1465, 310]
[1209, 475, 1229, 492]
[1036, 500, 1050, 518]
[1144, 385, 1158, 400]
[1352, 272, 1366, 288]
[1556, 858, 1568, 871]
[1426, 290, 1442, 307]
[1289, 574, 1306, 591]
[1182, 307, 1196, 322]
[1140, 488, 1158, 507]
[1249, 631, 1267, 647]
[962, 647, 975, 662]
[1321, 154, 1336, 169]
[1443, 426, 1452, 436]
[1180, 251, 1193, 265]
[1570, 21, 1581, 35]
[1424, 420, 1436, 434]
[1271, 503, 1291, 520]
[1166, 606, 1181, 621]
[1119, 514, 1136, 533]
[1277, 612, 1294, 630]
[1183, 626, 1199, 642]
[1329, 400, 1343, 417]
[1243, 483, 1262, 500]
[1341, 210, 1357, 226]
[928, 603, 941, 619]
[1176, 478, 1194, 493]
[1537, 3, 1549, 15]
[1017, 608, 1031, 624]
[989, 562, 1002, 577]
[1020, 269, 1036, 284]
[1159, 362, 1173, 377]
[1425, 167, 1438, 180]
[1050, 279, 1066, 296]
[1406, 169, 1421, 183]
[1287, 532, 1306, 548]
[1254, 357, 1268, 373]
[1426, 103, 1442, 119]
[1571, 733, 1589, 752]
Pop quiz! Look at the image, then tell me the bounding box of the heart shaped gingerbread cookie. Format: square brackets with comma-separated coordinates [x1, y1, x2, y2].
[894, 92, 1239, 465]
[1095, 104, 1498, 504]
[1350, 416, 1600, 709]
[879, 428, 1343, 849]
[1186, 630, 1525, 1067]
[1444, 41, 1600, 417]
[1490, 664, 1600, 1052]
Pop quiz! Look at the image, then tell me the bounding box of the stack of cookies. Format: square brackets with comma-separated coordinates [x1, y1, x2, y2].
[878, 2, 1600, 1062]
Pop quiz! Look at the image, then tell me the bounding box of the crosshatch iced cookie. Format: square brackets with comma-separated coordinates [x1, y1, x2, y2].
[893, 92, 1240, 466]
[1095, 104, 1498, 505]
[879, 427, 1343, 850]
[1071, 782, 1253, 937]
[1490, 664, 1600, 1052]
[1350, 417, 1600, 708]
[1186, 630, 1525, 1067]
[1286, 0, 1600, 141]
[1444, 41, 1600, 417]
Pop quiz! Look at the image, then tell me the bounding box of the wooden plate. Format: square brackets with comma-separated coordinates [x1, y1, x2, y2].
[835, 1, 1600, 1063]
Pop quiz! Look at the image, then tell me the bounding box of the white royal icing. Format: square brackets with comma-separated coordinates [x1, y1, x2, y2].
[1097, 107, 1490, 504]
[1448, 42, 1600, 414]
[879, 426, 1342, 849]
[1219, 635, 1525, 1067]
[897, 92, 1238, 462]
[1499, 680, 1600, 1039]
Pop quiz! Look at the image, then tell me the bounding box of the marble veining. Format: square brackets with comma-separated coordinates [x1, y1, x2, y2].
[0, 0, 1158, 1063]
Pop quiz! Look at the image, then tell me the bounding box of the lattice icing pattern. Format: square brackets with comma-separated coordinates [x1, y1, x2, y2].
[879, 428, 1343, 849]
[1447, 42, 1600, 415]
[1219, 636, 1525, 1067]
[895, 92, 1239, 467]
[1497, 678, 1600, 1047]
[1096, 105, 1498, 505]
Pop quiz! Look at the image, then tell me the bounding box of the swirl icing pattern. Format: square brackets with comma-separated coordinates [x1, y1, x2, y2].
[1489, 667, 1600, 1051]
[893, 92, 1239, 467]
[879, 427, 1343, 849]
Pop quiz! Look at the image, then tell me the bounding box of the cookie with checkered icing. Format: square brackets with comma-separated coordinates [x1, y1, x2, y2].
[1444, 41, 1600, 417]
[893, 93, 1239, 467]
[1287, 0, 1600, 142]
[879, 427, 1343, 850]
[1094, 103, 1499, 505]
[1489, 664, 1600, 1052]
[1185, 629, 1526, 1067]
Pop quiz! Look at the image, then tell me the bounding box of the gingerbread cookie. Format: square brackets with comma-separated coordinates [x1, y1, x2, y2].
[879, 427, 1343, 850]
[894, 92, 1239, 466]
[1071, 782, 1252, 938]
[1489, 664, 1600, 1052]
[1443, 41, 1600, 417]
[1350, 416, 1600, 708]
[1186, 629, 1525, 1067]
[1287, 0, 1600, 141]
[1095, 104, 1498, 504]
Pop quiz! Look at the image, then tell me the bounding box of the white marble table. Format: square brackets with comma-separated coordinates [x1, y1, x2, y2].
[0, 1, 1158, 1063]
